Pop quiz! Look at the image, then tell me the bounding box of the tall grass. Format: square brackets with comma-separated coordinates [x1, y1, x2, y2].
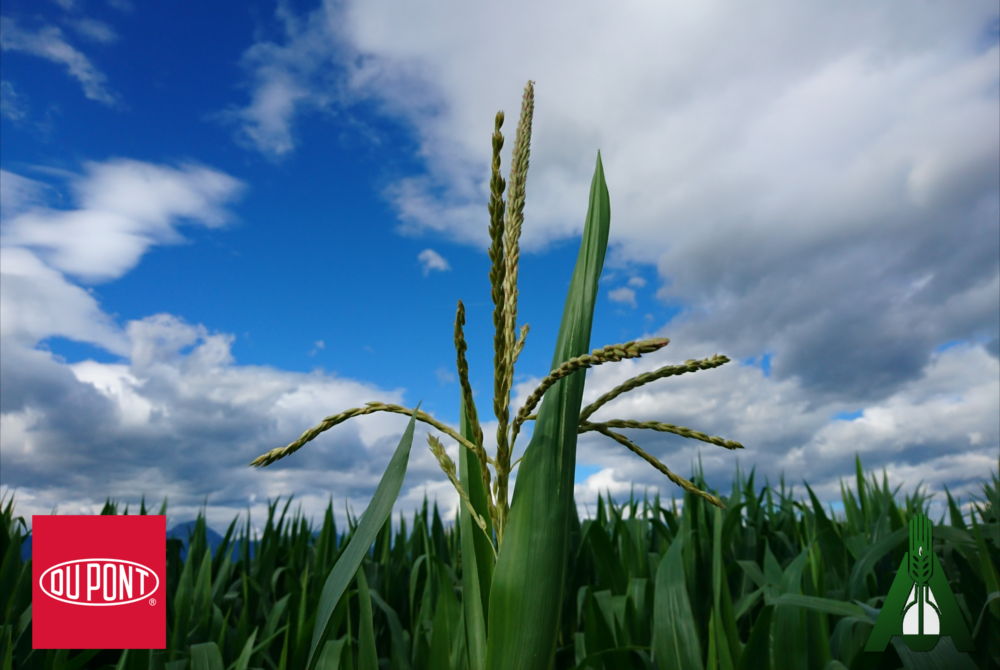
[1, 458, 996, 669]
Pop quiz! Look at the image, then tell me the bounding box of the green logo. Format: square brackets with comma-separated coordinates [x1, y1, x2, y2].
[865, 512, 975, 653]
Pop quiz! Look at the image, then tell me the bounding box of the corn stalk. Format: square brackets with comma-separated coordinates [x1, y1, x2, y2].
[249, 81, 743, 670]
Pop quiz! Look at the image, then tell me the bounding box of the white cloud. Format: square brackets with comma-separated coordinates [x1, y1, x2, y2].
[207, 4, 345, 159]
[608, 286, 636, 307]
[221, 0, 999, 259]
[0, 160, 246, 284]
[0, 170, 48, 221]
[418, 248, 450, 276]
[0, 246, 131, 354]
[69, 18, 118, 45]
[628, 276, 646, 288]
[0, 17, 119, 107]
[0, 157, 475, 533]
[2, 0, 997, 532]
[436, 367, 455, 385]
[0, 81, 28, 121]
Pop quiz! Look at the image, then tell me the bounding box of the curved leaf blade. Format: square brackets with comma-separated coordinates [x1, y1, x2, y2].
[355, 566, 378, 670]
[485, 152, 611, 670]
[459, 394, 493, 670]
[305, 403, 421, 670]
[653, 530, 704, 670]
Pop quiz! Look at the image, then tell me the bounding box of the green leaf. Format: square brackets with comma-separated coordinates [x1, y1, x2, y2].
[370, 590, 411, 670]
[264, 594, 291, 652]
[570, 646, 656, 670]
[0, 532, 21, 625]
[653, 531, 705, 670]
[227, 627, 257, 670]
[711, 505, 740, 670]
[772, 544, 812, 670]
[847, 525, 909, 600]
[804, 483, 848, 582]
[459, 393, 493, 670]
[429, 558, 459, 670]
[54, 649, 100, 670]
[736, 605, 773, 670]
[355, 566, 378, 670]
[171, 544, 194, 657]
[584, 518, 627, 595]
[305, 404, 421, 670]
[764, 594, 865, 619]
[485, 151, 611, 670]
[582, 589, 620, 667]
[736, 562, 767, 591]
[190, 642, 225, 670]
[733, 587, 763, 622]
[315, 639, 348, 670]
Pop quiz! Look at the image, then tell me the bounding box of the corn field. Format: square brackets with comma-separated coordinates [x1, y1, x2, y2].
[1, 456, 997, 670]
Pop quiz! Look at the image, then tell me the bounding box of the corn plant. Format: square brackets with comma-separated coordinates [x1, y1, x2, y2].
[248, 80, 744, 670]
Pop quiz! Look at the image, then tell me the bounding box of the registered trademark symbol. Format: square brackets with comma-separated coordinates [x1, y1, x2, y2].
[149, 598, 156, 606]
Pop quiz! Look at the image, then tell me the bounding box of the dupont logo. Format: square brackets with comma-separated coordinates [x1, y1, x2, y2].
[39, 558, 160, 606]
[33, 514, 166, 649]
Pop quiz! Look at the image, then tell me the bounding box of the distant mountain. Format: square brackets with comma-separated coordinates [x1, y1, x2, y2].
[167, 520, 232, 562]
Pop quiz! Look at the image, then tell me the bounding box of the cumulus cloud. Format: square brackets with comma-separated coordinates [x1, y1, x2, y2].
[0, 166, 508, 538]
[0, 170, 49, 221]
[2, 0, 997, 532]
[608, 286, 637, 307]
[0, 17, 119, 107]
[628, 276, 646, 288]
[0, 159, 456, 532]
[0, 159, 246, 284]
[417, 248, 450, 276]
[570, 337, 999, 518]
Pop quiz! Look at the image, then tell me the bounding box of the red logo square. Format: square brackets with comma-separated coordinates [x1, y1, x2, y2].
[32, 515, 166, 649]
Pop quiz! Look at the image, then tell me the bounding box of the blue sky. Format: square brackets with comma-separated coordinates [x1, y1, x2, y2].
[2, 0, 998, 536]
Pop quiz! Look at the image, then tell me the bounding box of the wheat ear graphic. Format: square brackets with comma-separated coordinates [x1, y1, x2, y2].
[908, 513, 933, 635]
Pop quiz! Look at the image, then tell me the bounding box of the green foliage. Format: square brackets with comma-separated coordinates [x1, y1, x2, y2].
[1, 460, 997, 669]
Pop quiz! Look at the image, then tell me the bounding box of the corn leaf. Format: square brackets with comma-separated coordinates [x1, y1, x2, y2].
[355, 566, 378, 670]
[459, 394, 493, 670]
[772, 545, 811, 670]
[653, 530, 704, 670]
[228, 628, 257, 670]
[315, 639, 348, 670]
[429, 557, 460, 670]
[847, 526, 909, 600]
[305, 404, 421, 670]
[485, 151, 610, 670]
[370, 590, 411, 670]
[190, 642, 225, 670]
[735, 604, 773, 670]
